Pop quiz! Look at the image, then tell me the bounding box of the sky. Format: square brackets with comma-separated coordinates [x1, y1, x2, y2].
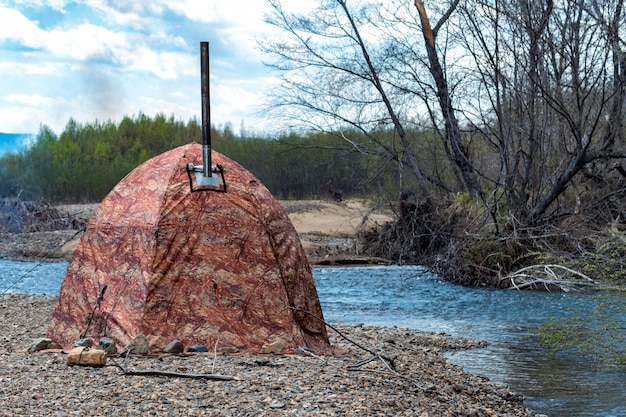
[0, 0, 283, 135]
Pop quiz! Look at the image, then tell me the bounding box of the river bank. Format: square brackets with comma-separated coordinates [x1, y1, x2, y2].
[0, 200, 394, 265]
[0, 294, 540, 416]
[0, 201, 545, 415]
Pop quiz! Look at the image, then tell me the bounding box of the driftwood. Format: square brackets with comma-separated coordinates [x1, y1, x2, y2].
[345, 353, 430, 390]
[117, 368, 238, 381]
[0, 197, 74, 233]
[104, 307, 444, 389]
[290, 307, 384, 359]
[109, 356, 238, 381]
[288, 308, 439, 391]
[501, 264, 597, 292]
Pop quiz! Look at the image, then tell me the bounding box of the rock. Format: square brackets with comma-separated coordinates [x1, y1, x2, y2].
[262, 341, 286, 354]
[73, 338, 93, 348]
[121, 334, 149, 354]
[97, 337, 117, 354]
[163, 339, 184, 354]
[187, 345, 209, 353]
[67, 347, 107, 367]
[28, 338, 51, 353]
[47, 342, 62, 350]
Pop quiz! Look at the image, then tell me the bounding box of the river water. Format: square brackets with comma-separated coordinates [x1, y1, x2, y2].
[1, 260, 624, 417]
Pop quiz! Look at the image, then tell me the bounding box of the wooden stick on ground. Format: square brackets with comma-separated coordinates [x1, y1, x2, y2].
[119, 368, 238, 381]
[109, 357, 238, 381]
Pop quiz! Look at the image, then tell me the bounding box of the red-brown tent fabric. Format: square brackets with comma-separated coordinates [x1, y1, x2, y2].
[47, 142, 330, 354]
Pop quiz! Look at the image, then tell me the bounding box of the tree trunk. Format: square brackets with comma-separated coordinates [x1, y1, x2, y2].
[414, 0, 482, 198]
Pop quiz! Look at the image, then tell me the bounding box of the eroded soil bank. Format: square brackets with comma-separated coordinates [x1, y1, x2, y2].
[0, 200, 394, 265]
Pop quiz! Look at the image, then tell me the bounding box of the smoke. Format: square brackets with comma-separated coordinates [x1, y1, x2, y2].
[74, 56, 125, 122]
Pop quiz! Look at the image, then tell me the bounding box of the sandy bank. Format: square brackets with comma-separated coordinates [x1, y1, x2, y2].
[0, 200, 394, 264]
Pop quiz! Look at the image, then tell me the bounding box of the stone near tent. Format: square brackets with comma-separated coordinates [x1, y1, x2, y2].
[187, 345, 209, 353]
[262, 340, 287, 354]
[67, 347, 107, 367]
[73, 338, 93, 348]
[163, 339, 184, 354]
[27, 338, 52, 353]
[97, 337, 117, 354]
[121, 334, 149, 355]
[46, 143, 331, 355]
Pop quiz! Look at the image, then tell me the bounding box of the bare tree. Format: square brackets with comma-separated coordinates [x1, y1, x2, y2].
[413, 0, 483, 198]
[260, 0, 497, 203]
[261, 0, 457, 205]
[455, 0, 626, 226]
[262, 0, 626, 231]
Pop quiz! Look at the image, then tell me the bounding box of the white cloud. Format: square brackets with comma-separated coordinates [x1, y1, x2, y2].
[166, 1, 231, 23]
[0, 4, 194, 78]
[0, 7, 45, 46]
[1, 18, 192, 80]
[3, 93, 54, 106]
[0, 108, 44, 132]
[135, 95, 195, 119]
[166, 1, 277, 58]
[0, 1, 281, 134]
[124, 48, 195, 80]
[0, 61, 62, 75]
[46, 24, 127, 60]
[82, 0, 166, 30]
[11, 0, 69, 11]
[0, 93, 73, 132]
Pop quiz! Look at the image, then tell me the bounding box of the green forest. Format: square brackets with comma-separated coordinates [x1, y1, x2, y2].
[0, 113, 415, 203]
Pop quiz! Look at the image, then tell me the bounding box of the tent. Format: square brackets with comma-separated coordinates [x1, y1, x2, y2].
[47, 142, 330, 354]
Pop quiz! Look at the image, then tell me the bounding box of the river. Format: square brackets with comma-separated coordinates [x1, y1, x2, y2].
[1, 260, 624, 417]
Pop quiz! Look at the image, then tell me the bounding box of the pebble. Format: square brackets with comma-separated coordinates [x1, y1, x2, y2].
[97, 337, 117, 354]
[73, 338, 93, 348]
[0, 294, 540, 416]
[262, 341, 286, 354]
[121, 334, 149, 354]
[27, 337, 51, 353]
[163, 340, 184, 354]
[187, 345, 209, 353]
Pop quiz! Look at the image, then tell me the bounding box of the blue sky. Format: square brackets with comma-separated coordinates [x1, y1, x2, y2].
[0, 0, 281, 135]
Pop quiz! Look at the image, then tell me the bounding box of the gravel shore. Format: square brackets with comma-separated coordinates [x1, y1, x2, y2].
[0, 294, 542, 416]
[0, 201, 543, 416]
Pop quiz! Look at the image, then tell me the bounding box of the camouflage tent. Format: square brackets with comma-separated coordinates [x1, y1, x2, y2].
[47, 142, 330, 354]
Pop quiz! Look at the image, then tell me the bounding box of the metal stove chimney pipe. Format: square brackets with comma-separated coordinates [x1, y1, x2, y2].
[186, 41, 224, 191]
[200, 41, 211, 178]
